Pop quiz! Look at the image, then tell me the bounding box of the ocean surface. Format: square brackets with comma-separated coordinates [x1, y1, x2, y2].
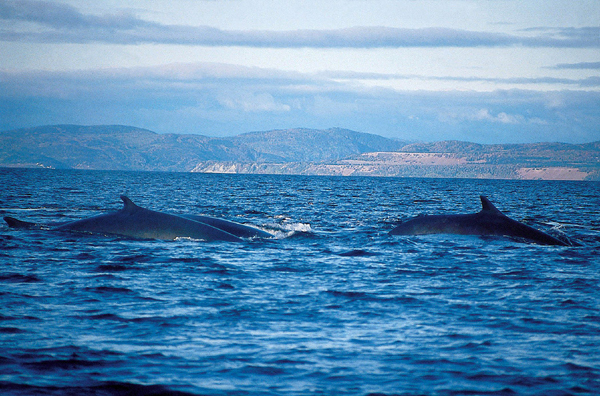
[1, 168, 599, 396]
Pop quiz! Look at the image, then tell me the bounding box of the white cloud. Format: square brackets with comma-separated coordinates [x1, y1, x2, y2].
[474, 109, 521, 124]
[1, 1, 599, 48]
[551, 61, 600, 70]
[217, 92, 291, 113]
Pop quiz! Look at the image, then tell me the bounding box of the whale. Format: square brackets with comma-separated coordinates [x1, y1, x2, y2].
[389, 195, 569, 246]
[178, 214, 273, 239]
[4, 196, 273, 242]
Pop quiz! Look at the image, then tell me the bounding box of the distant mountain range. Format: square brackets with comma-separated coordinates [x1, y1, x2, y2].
[1, 124, 599, 180]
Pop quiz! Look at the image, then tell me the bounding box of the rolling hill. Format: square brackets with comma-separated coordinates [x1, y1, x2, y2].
[1, 124, 599, 180]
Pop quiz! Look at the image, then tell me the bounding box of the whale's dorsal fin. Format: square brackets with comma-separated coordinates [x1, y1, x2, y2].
[480, 196, 502, 214]
[120, 195, 139, 211]
[4, 216, 38, 229]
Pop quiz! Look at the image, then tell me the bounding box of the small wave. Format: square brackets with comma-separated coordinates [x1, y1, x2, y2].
[167, 257, 200, 263]
[84, 286, 134, 294]
[118, 254, 153, 263]
[325, 290, 369, 300]
[79, 313, 182, 325]
[562, 362, 597, 373]
[279, 224, 316, 240]
[0, 273, 42, 283]
[0, 381, 198, 396]
[174, 236, 208, 242]
[267, 358, 309, 365]
[262, 222, 313, 239]
[240, 364, 286, 376]
[0, 327, 26, 334]
[192, 261, 231, 275]
[95, 264, 137, 272]
[86, 313, 127, 322]
[73, 252, 96, 260]
[23, 358, 113, 372]
[460, 340, 494, 350]
[269, 265, 312, 273]
[244, 209, 266, 215]
[0, 208, 65, 212]
[337, 249, 379, 257]
[492, 270, 532, 279]
[413, 198, 439, 204]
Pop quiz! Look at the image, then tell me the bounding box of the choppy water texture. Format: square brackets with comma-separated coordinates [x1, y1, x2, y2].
[1, 168, 600, 396]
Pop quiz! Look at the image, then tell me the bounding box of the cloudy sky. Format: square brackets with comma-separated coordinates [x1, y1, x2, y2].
[1, 0, 599, 143]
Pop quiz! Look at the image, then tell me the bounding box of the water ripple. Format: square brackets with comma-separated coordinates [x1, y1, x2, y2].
[0, 169, 599, 396]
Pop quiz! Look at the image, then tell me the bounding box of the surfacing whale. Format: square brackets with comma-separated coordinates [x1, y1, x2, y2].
[389, 195, 569, 246]
[4, 196, 273, 242]
[178, 213, 273, 239]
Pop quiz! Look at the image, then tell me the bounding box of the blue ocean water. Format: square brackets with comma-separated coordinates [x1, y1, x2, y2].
[1, 168, 599, 396]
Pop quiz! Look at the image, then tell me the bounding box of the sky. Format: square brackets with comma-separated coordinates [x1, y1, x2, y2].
[0, 0, 599, 143]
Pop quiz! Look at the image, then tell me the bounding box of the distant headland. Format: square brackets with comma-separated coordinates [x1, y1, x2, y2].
[1, 125, 599, 181]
